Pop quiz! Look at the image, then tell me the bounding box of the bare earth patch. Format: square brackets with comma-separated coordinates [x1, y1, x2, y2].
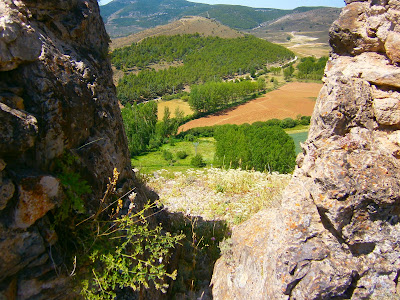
[180, 82, 322, 131]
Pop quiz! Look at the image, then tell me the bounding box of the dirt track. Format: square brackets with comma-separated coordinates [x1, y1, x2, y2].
[179, 82, 322, 132]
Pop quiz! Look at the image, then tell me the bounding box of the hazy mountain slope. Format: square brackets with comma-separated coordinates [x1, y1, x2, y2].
[102, 0, 209, 37]
[101, 0, 330, 38]
[247, 7, 342, 57]
[111, 16, 244, 50]
[265, 8, 341, 32]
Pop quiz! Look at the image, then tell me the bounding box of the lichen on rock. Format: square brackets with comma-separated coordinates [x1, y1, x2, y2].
[212, 1, 400, 299]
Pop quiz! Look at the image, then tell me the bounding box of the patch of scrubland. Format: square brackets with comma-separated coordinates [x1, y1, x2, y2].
[145, 168, 292, 226]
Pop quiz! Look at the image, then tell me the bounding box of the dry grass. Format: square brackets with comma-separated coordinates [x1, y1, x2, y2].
[145, 168, 291, 226]
[157, 99, 194, 120]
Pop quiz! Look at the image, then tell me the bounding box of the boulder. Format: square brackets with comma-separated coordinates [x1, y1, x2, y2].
[373, 97, 400, 125]
[385, 31, 400, 64]
[0, 0, 145, 297]
[212, 1, 400, 299]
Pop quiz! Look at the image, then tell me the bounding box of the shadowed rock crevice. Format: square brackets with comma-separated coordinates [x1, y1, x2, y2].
[331, 271, 360, 300]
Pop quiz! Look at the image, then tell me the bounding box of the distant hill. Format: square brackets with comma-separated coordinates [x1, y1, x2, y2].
[246, 7, 342, 57]
[264, 8, 341, 33]
[100, 0, 332, 38]
[111, 16, 244, 50]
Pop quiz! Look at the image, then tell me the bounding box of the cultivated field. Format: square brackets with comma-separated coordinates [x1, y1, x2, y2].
[179, 82, 322, 132]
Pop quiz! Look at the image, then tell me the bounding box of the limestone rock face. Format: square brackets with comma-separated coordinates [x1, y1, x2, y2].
[0, 0, 141, 298]
[212, 1, 400, 299]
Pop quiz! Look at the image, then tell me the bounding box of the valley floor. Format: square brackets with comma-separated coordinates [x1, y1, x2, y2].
[179, 82, 322, 131]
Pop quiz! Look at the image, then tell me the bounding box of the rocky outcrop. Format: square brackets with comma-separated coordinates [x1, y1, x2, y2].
[212, 1, 400, 299]
[0, 0, 147, 298]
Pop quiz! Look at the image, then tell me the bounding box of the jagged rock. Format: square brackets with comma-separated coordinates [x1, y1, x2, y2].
[385, 31, 400, 64]
[330, 2, 385, 55]
[0, 0, 42, 71]
[325, 52, 400, 89]
[373, 97, 400, 125]
[0, 93, 24, 110]
[0, 178, 14, 210]
[0, 102, 38, 156]
[0, 0, 146, 298]
[212, 1, 400, 299]
[0, 226, 45, 282]
[14, 176, 60, 229]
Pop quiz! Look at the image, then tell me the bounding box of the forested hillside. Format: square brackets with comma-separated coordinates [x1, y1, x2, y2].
[113, 34, 295, 104]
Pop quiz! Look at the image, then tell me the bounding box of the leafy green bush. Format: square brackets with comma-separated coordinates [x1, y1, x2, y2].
[162, 150, 174, 161]
[176, 150, 188, 159]
[214, 123, 296, 173]
[280, 117, 296, 129]
[191, 154, 206, 168]
[54, 152, 91, 222]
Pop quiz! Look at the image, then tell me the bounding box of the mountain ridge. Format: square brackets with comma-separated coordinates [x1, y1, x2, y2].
[110, 16, 244, 50]
[100, 0, 338, 38]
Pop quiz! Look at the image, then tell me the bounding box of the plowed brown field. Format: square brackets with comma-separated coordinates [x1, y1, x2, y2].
[179, 82, 322, 132]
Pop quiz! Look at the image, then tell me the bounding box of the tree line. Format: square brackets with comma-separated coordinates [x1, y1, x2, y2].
[188, 79, 265, 113]
[296, 56, 328, 80]
[122, 102, 184, 156]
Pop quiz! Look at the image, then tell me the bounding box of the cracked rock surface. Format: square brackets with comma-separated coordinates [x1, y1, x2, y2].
[0, 0, 151, 298]
[212, 1, 400, 299]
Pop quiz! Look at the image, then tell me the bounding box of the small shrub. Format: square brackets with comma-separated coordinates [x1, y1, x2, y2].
[191, 154, 206, 168]
[176, 150, 188, 159]
[162, 150, 174, 161]
[184, 134, 196, 142]
[81, 202, 185, 299]
[54, 152, 91, 222]
[280, 117, 296, 129]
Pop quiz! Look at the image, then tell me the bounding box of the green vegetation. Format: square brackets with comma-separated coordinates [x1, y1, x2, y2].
[112, 34, 295, 104]
[283, 64, 295, 80]
[52, 164, 184, 299]
[189, 80, 263, 113]
[122, 102, 183, 156]
[177, 116, 311, 139]
[191, 154, 206, 168]
[81, 202, 184, 299]
[297, 56, 329, 80]
[132, 138, 216, 173]
[214, 124, 296, 173]
[202, 5, 288, 30]
[54, 152, 91, 222]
